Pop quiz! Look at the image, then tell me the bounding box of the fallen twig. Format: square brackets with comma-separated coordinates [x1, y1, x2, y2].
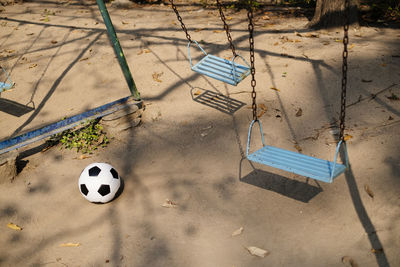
[347, 83, 397, 108]
[230, 91, 252, 95]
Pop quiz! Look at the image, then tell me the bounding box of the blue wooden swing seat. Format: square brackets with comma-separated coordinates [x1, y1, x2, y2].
[0, 67, 14, 92]
[188, 41, 250, 86]
[246, 120, 348, 183]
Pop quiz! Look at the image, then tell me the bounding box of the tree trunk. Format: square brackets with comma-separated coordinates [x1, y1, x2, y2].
[307, 0, 359, 29]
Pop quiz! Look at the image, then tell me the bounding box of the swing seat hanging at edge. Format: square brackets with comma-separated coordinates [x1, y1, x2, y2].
[0, 67, 14, 92]
[246, 120, 348, 183]
[188, 41, 250, 86]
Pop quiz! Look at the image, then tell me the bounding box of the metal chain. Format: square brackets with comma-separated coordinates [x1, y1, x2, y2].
[169, 0, 192, 43]
[339, 0, 350, 141]
[248, 5, 257, 121]
[216, 0, 236, 57]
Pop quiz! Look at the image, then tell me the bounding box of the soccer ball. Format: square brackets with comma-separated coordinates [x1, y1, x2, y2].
[78, 163, 121, 203]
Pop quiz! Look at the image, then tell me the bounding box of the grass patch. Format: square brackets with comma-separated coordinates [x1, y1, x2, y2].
[48, 119, 109, 154]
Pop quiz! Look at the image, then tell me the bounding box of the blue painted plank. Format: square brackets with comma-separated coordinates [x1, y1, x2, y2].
[192, 54, 250, 86]
[198, 63, 242, 78]
[207, 55, 250, 71]
[193, 68, 236, 85]
[196, 64, 235, 80]
[0, 96, 142, 155]
[203, 57, 248, 75]
[257, 147, 333, 173]
[248, 145, 346, 183]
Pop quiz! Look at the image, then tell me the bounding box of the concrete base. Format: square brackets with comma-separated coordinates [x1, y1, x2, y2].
[101, 99, 143, 135]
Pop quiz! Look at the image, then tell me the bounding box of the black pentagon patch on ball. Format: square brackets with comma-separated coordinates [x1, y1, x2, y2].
[110, 168, 119, 179]
[80, 184, 89, 196]
[98, 184, 111, 196]
[88, 166, 101, 176]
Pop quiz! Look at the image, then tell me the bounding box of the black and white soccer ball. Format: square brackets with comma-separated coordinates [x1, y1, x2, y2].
[78, 163, 121, 203]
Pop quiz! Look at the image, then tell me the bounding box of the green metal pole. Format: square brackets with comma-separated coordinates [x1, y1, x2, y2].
[96, 0, 140, 100]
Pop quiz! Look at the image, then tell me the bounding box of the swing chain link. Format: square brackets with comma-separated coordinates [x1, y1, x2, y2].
[216, 0, 237, 57]
[169, 0, 192, 43]
[339, 0, 350, 141]
[248, 5, 257, 121]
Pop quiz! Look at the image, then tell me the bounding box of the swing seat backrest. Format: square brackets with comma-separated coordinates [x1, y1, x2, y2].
[188, 41, 250, 86]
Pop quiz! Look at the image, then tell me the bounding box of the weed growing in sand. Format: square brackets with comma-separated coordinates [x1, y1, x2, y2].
[49, 119, 109, 154]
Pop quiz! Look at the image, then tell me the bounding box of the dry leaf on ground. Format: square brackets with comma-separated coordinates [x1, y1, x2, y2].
[371, 248, 384, 254]
[294, 144, 302, 152]
[60, 243, 81, 247]
[257, 110, 265, 118]
[257, 103, 267, 118]
[40, 16, 50, 22]
[161, 199, 177, 208]
[7, 223, 22, 231]
[193, 90, 202, 96]
[361, 79, 372, 83]
[344, 134, 353, 141]
[342, 256, 358, 267]
[305, 33, 319, 38]
[29, 63, 37, 69]
[137, 49, 151, 55]
[364, 184, 374, 199]
[79, 154, 91, 160]
[258, 103, 267, 111]
[270, 87, 280, 92]
[295, 108, 302, 117]
[152, 72, 163, 83]
[245, 246, 269, 258]
[231, 226, 243, 237]
[213, 30, 223, 33]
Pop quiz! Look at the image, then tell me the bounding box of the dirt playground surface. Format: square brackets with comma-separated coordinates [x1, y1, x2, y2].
[0, 0, 399, 266]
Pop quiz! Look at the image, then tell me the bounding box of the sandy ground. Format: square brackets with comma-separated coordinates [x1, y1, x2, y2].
[0, 0, 399, 266]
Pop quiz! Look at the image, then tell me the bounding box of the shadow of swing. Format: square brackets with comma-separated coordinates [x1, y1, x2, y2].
[239, 159, 323, 203]
[190, 87, 246, 115]
[0, 98, 34, 117]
